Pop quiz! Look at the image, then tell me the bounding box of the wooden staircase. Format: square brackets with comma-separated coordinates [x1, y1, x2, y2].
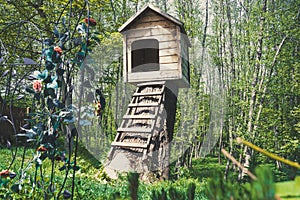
[108, 81, 166, 160]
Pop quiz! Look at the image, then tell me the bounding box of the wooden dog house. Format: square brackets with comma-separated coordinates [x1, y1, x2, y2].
[119, 4, 191, 88]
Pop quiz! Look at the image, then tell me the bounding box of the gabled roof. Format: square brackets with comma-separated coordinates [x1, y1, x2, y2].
[118, 4, 191, 47]
[118, 4, 183, 33]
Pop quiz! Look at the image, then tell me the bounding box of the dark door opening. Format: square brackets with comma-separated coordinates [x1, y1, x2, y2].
[131, 39, 159, 72]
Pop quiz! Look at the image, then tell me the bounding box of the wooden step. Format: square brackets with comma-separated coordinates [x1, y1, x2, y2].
[123, 115, 156, 119]
[128, 103, 159, 107]
[133, 91, 163, 96]
[117, 127, 153, 133]
[111, 141, 148, 148]
[137, 81, 166, 87]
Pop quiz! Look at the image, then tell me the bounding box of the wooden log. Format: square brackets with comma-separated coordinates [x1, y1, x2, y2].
[221, 148, 257, 180]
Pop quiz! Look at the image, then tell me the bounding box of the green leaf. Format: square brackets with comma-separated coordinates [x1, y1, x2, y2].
[73, 166, 80, 171]
[54, 27, 59, 38]
[16, 94, 24, 100]
[43, 73, 52, 83]
[44, 88, 56, 98]
[63, 189, 72, 199]
[44, 47, 54, 60]
[46, 60, 55, 70]
[59, 165, 66, 171]
[47, 98, 55, 109]
[79, 119, 92, 126]
[59, 111, 72, 118]
[53, 99, 64, 109]
[25, 87, 35, 94]
[43, 38, 54, 46]
[63, 116, 75, 124]
[37, 70, 48, 80]
[56, 68, 65, 76]
[31, 70, 41, 79]
[11, 184, 21, 193]
[47, 79, 58, 89]
[17, 128, 37, 139]
[36, 158, 42, 166]
[276, 176, 300, 197]
[62, 16, 66, 28]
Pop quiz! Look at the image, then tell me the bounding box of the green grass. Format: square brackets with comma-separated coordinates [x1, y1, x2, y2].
[1, 145, 297, 199]
[0, 145, 210, 199]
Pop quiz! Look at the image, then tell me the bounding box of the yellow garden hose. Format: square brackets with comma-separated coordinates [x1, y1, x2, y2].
[237, 137, 300, 169]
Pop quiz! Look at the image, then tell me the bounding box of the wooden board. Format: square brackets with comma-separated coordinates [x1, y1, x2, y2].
[137, 81, 166, 86]
[133, 91, 163, 96]
[137, 15, 165, 23]
[127, 70, 180, 81]
[123, 35, 128, 82]
[127, 34, 176, 44]
[160, 55, 179, 64]
[111, 141, 148, 148]
[128, 9, 176, 30]
[159, 40, 178, 49]
[123, 115, 156, 119]
[159, 48, 178, 56]
[117, 127, 153, 133]
[131, 20, 176, 29]
[160, 63, 179, 70]
[126, 26, 176, 39]
[128, 103, 160, 107]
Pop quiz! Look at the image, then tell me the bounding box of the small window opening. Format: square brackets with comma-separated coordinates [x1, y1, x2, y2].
[131, 39, 159, 72]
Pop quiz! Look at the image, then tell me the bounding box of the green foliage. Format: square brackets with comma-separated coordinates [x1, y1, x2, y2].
[2, 146, 297, 199]
[0, 146, 97, 199]
[205, 166, 280, 200]
[250, 167, 275, 200]
[276, 176, 300, 199]
[175, 157, 226, 180]
[0, 1, 104, 197]
[0, 0, 299, 198]
[128, 172, 139, 200]
[151, 188, 168, 200]
[169, 185, 185, 200]
[187, 182, 196, 200]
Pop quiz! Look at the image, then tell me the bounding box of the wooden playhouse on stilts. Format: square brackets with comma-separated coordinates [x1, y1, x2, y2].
[105, 4, 190, 179]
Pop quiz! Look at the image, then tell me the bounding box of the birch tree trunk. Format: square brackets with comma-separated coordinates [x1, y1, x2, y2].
[240, 0, 267, 179]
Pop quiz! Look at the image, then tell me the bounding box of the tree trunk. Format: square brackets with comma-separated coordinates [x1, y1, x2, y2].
[240, 0, 267, 179]
[160, 87, 178, 179]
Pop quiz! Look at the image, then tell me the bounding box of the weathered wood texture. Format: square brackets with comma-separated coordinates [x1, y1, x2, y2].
[106, 82, 178, 180]
[121, 8, 190, 88]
